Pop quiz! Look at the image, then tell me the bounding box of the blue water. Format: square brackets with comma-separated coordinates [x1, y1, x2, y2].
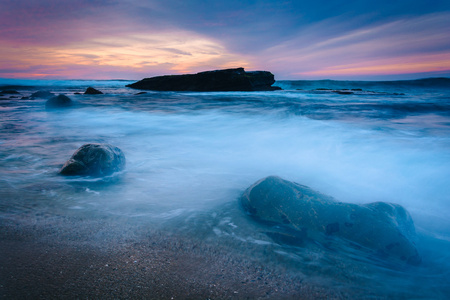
[1, 78, 450, 298]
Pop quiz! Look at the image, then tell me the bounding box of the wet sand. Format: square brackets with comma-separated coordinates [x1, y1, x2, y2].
[1, 218, 352, 300]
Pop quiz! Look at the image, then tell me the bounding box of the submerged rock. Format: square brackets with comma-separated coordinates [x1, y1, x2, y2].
[45, 94, 73, 109]
[126, 67, 279, 91]
[84, 87, 103, 95]
[241, 176, 421, 265]
[30, 90, 55, 99]
[60, 143, 126, 177]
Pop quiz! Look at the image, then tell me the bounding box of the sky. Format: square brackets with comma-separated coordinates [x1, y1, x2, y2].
[1, 0, 450, 80]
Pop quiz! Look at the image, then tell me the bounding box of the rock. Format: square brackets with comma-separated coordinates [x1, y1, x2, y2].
[126, 67, 278, 91]
[74, 92, 82, 95]
[45, 94, 73, 109]
[30, 90, 55, 99]
[0, 89, 20, 94]
[84, 87, 103, 94]
[135, 92, 147, 95]
[60, 143, 126, 177]
[21, 97, 30, 100]
[240, 176, 421, 265]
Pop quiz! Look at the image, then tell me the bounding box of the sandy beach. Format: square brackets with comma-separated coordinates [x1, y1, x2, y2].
[1, 217, 349, 299]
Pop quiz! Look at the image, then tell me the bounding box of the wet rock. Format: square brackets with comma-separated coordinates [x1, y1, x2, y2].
[60, 143, 126, 177]
[135, 92, 147, 95]
[126, 67, 278, 91]
[84, 87, 103, 94]
[0, 89, 20, 94]
[241, 176, 421, 265]
[45, 94, 73, 109]
[30, 90, 55, 99]
[21, 96, 30, 100]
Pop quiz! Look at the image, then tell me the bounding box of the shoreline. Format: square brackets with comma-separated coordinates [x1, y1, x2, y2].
[0, 217, 352, 299]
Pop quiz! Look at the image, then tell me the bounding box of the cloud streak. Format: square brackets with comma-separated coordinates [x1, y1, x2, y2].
[257, 13, 450, 79]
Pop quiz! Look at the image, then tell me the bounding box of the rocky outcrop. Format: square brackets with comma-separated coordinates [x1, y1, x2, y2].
[45, 94, 72, 109]
[84, 87, 103, 95]
[60, 143, 126, 177]
[241, 176, 421, 265]
[126, 68, 280, 91]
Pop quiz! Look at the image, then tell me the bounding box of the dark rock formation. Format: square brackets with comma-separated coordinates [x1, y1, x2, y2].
[126, 68, 279, 91]
[30, 91, 55, 99]
[84, 87, 103, 95]
[60, 143, 126, 177]
[241, 176, 421, 265]
[45, 94, 73, 109]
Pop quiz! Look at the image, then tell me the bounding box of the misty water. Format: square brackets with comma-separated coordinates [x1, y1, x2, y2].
[1, 79, 450, 298]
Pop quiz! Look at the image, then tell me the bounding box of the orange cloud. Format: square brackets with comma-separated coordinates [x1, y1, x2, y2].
[0, 30, 251, 79]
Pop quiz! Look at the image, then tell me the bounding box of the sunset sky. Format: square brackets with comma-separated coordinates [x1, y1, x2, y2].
[1, 0, 450, 80]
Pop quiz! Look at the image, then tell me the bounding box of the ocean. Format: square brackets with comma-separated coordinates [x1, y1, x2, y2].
[1, 78, 449, 298]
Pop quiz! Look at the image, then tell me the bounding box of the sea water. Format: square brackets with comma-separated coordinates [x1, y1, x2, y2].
[1, 78, 449, 297]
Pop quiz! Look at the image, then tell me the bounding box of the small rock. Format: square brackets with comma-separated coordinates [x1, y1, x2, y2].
[60, 143, 126, 177]
[135, 92, 147, 95]
[30, 90, 55, 99]
[45, 94, 73, 109]
[84, 87, 103, 95]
